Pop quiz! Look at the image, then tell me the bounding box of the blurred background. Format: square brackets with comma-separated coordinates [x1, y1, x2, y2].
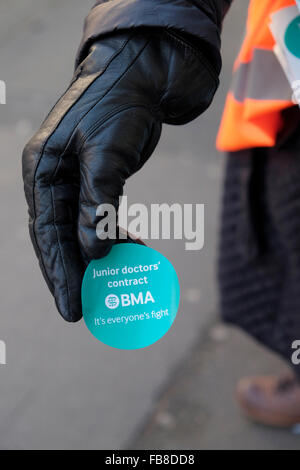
[0, 0, 299, 450]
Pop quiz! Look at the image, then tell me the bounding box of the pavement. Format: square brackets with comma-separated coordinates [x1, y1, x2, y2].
[131, 324, 300, 450]
[0, 0, 299, 450]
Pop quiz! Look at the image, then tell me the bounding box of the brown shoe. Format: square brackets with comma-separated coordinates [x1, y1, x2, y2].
[236, 372, 300, 427]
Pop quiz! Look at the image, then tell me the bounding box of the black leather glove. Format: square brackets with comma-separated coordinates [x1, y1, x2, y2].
[22, 29, 219, 322]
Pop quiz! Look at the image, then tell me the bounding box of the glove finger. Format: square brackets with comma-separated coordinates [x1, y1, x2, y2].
[23, 120, 85, 322]
[78, 106, 161, 262]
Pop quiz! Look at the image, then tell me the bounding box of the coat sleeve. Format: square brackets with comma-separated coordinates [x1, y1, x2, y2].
[75, 0, 233, 75]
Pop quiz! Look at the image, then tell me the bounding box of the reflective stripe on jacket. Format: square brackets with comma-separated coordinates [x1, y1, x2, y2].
[216, 0, 295, 152]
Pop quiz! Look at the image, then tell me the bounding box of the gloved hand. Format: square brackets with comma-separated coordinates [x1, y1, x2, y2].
[22, 29, 219, 322]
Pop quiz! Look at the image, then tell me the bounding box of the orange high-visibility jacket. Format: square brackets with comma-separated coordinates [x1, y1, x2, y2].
[216, 0, 296, 152]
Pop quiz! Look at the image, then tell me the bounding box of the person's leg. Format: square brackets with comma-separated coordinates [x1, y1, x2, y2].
[218, 117, 300, 426]
[218, 148, 285, 358]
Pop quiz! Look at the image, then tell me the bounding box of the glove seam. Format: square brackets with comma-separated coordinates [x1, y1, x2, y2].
[50, 182, 73, 320]
[163, 29, 218, 83]
[77, 103, 161, 154]
[59, 36, 152, 160]
[40, 34, 135, 134]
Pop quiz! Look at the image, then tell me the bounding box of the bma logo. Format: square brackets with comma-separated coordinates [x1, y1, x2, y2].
[105, 291, 155, 309]
[105, 294, 120, 310]
[0, 80, 6, 104]
[0, 340, 6, 365]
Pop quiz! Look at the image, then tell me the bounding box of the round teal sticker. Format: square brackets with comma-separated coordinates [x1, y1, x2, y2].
[284, 15, 300, 59]
[81, 243, 180, 349]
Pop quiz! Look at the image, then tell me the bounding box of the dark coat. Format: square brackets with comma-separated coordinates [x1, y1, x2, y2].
[76, 0, 232, 71]
[219, 107, 300, 371]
